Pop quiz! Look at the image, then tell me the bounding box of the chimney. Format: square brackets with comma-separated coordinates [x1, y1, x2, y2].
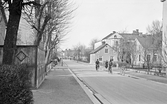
[133, 30, 136, 33]
[113, 31, 116, 33]
[102, 41, 106, 44]
[133, 29, 139, 35]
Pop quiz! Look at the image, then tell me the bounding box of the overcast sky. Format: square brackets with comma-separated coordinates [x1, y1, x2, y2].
[60, 0, 163, 50]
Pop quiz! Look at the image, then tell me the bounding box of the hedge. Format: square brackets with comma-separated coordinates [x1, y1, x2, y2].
[0, 64, 33, 104]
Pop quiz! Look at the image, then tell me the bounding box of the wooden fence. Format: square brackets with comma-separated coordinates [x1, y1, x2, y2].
[0, 45, 47, 88]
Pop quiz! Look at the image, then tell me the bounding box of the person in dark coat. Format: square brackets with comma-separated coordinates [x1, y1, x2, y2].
[95, 59, 100, 71]
[105, 60, 108, 69]
[108, 59, 113, 73]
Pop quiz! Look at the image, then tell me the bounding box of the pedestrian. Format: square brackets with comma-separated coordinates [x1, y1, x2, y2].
[108, 59, 113, 73]
[105, 60, 108, 69]
[95, 59, 100, 71]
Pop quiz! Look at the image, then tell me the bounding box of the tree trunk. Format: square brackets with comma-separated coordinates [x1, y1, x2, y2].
[3, 2, 22, 65]
[44, 31, 53, 74]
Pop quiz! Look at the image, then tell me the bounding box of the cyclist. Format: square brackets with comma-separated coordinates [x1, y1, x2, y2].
[108, 59, 113, 73]
[95, 59, 100, 71]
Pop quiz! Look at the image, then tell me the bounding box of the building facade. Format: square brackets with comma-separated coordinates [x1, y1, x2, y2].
[134, 36, 161, 68]
[90, 43, 118, 64]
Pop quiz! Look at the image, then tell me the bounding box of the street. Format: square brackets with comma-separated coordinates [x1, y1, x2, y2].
[65, 60, 167, 104]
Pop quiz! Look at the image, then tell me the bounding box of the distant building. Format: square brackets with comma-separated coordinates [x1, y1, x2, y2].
[90, 43, 118, 64]
[92, 29, 140, 65]
[91, 28, 162, 68]
[134, 35, 162, 67]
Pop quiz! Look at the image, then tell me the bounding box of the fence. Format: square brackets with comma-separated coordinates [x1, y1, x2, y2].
[0, 45, 47, 88]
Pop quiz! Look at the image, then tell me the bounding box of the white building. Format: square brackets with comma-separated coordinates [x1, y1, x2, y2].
[161, 0, 167, 75]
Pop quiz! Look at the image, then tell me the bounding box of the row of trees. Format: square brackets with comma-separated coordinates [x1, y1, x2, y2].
[64, 38, 99, 62]
[1, 0, 73, 68]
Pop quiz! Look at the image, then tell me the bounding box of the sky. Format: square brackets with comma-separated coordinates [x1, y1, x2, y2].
[60, 0, 163, 50]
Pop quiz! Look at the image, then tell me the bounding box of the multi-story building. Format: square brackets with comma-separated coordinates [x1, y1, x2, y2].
[91, 30, 140, 65]
[91, 28, 162, 68]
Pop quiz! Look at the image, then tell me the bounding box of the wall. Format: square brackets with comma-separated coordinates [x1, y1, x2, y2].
[162, 0, 167, 75]
[103, 33, 122, 47]
[94, 41, 102, 49]
[0, 45, 47, 89]
[162, 1, 167, 63]
[135, 39, 162, 67]
[95, 45, 118, 64]
[134, 40, 145, 66]
[90, 54, 95, 64]
[0, 10, 6, 45]
[0, 46, 37, 88]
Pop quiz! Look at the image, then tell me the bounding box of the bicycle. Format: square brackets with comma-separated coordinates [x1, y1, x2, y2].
[96, 64, 99, 71]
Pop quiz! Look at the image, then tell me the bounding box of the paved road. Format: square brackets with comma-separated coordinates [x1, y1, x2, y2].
[65, 60, 167, 104]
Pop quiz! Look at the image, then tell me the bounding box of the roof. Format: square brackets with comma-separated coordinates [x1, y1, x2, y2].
[161, 0, 166, 2]
[137, 35, 161, 50]
[90, 43, 110, 54]
[120, 33, 139, 40]
[102, 32, 139, 41]
[102, 32, 115, 40]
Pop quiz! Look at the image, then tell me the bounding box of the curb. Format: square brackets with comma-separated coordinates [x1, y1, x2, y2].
[64, 62, 101, 104]
[68, 68, 101, 104]
[65, 62, 112, 104]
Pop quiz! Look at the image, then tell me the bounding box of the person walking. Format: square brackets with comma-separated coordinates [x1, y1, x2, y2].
[108, 59, 113, 73]
[105, 60, 108, 70]
[95, 59, 100, 71]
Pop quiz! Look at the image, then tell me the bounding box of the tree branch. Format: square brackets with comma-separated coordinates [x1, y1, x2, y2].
[22, 1, 41, 6]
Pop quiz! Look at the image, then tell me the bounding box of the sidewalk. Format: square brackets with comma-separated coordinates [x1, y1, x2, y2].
[125, 69, 167, 85]
[32, 64, 93, 104]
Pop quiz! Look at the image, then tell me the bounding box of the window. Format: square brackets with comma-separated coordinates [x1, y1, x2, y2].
[99, 56, 103, 61]
[115, 41, 118, 46]
[114, 35, 117, 38]
[147, 55, 151, 62]
[153, 55, 157, 62]
[139, 55, 141, 61]
[105, 49, 108, 53]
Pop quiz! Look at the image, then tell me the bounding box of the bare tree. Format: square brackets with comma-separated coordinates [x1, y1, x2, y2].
[147, 20, 162, 35]
[118, 38, 137, 66]
[23, 0, 74, 70]
[146, 20, 162, 69]
[118, 27, 128, 33]
[1, 0, 41, 64]
[73, 44, 91, 62]
[22, 0, 51, 46]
